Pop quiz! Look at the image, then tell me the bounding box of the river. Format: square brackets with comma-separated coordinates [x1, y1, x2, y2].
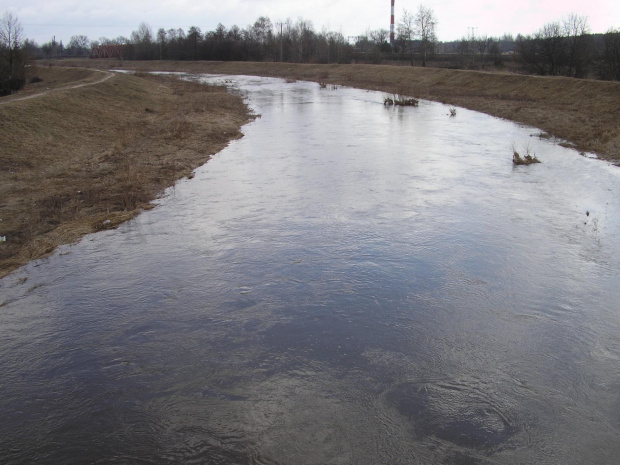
[1, 75, 619, 464]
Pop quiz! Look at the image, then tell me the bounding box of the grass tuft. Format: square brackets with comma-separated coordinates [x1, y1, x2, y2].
[384, 94, 419, 106]
[512, 143, 541, 165]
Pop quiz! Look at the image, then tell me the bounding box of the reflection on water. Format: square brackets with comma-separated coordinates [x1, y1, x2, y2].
[1, 76, 619, 464]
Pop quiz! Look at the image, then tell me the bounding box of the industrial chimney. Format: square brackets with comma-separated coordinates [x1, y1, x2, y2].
[390, 0, 395, 46]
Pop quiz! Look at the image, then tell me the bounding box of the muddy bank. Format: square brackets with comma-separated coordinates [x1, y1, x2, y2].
[59, 59, 620, 164]
[0, 70, 252, 278]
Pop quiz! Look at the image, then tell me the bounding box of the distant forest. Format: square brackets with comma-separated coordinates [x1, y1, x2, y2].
[3, 11, 620, 95]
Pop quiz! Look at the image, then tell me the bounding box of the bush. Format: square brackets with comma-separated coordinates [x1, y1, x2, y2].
[0, 77, 25, 96]
[29, 76, 43, 84]
[512, 144, 541, 165]
[384, 94, 419, 106]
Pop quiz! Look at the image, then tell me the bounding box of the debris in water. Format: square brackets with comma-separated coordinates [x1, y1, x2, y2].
[384, 95, 419, 106]
[512, 150, 541, 165]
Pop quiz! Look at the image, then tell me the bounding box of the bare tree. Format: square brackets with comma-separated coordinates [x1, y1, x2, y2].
[248, 16, 274, 61]
[0, 11, 23, 78]
[487, 37, 502, 66]
[250, 17, 273, 44]
[157, 28, 166, 59]
[369, 29, 391, 52]
[600, 28, 620, 80]
[68, 35, 90, 57]
[415, 5, 437, 67]
[397, 9, 415, 65]
[563, 13, 590, 77]
[539, 22, 565, 75]
[457, 36, 473, 67]
[316, 30, 348, 64]
[187, 26, 202, 60]
[294, 18, 315, 63]
[475, 34, 488, 62]
[131, 22, 154, 60]
[471, 34, 499, 67]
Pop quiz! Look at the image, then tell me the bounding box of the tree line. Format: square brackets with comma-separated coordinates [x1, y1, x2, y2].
[38, 17, 355, 65]
[2, 6, 619, 96]
[515, 14, 620, 80]
[0, 11, 25, 95]
[34, 6, 440, 68]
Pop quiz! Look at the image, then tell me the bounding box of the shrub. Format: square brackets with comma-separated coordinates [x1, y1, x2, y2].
[512, 143, 541, 165]
[384, 94, 419, 106]
[0, 77, 25, 96]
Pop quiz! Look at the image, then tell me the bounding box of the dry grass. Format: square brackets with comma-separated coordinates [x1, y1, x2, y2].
[384, 94, 419, 106]
[2, 65, 108, 103]
[512, 143, 541, 165]
[0, 69, 251, 277]
[59, 59, 620, 164]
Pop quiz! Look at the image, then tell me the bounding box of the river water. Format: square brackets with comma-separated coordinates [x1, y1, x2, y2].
[1, 75, 619, 464]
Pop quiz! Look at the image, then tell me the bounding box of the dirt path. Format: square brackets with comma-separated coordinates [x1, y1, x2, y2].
[0, 68, 114, 105]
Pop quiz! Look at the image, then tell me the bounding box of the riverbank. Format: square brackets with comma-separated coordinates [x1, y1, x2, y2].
[0, 69, 251, 278]
[58, 59, 620, 164]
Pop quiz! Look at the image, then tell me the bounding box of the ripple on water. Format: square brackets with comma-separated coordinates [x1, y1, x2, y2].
[385, 379, 519, 451]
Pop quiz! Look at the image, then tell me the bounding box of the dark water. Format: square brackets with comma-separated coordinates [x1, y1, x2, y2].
[1, 75, 619, 464]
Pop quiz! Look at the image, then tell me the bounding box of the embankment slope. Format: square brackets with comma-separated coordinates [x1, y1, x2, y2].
[0, 70, 251, 278]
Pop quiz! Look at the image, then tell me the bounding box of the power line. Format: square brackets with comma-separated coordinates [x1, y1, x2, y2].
[23, 24, 126, 28]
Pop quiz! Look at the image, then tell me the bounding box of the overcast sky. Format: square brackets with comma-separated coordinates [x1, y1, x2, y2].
[2, 0, 618, 45]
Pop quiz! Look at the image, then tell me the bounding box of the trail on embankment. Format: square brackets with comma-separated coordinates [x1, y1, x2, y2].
[0, 68, 114, 106]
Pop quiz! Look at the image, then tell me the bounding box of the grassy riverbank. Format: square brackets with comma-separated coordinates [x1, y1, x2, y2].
[0, 68, 251, 278]
[59, 59, 620, 164]
[2, 60, 618, 277]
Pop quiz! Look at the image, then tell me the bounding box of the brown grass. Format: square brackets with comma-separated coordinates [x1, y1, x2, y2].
[57, 59, 620, 164]
[512, 144, 541, 165]
[0, 69, 251, 277]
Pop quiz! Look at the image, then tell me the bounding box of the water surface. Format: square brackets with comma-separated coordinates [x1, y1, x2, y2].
[1, 75, 619, 464]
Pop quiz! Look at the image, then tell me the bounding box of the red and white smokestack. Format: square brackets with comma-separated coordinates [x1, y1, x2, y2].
[390, 0, 395, 46]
